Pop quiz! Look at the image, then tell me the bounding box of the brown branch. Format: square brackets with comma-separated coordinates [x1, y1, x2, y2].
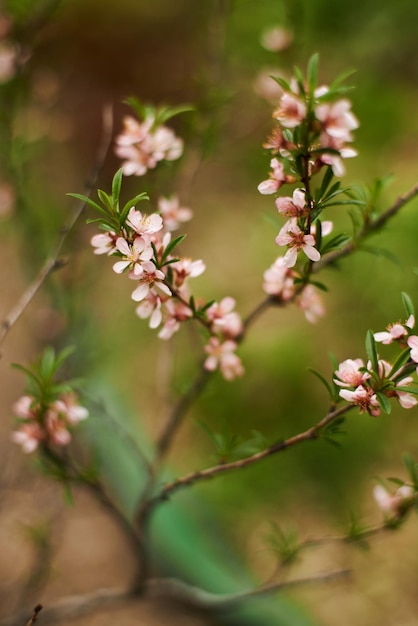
[1, 568, 349, 625]
[313, 182, 418, 272]
[0, 105, 113, 353]
[143, 403, 354, 516]
[25, 605, 42, 626]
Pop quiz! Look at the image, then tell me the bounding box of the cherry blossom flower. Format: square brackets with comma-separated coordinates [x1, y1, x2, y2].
[135, 292, 163, 329]
[260, 26, 293, 52]
[258, 158, 295, 195]
[115, 115, 183, 176]
[112, 236, 153, 276]
[339, 385, 380, 416]
[126, 207, 163, 238]
[374, 315, 415, 344]
[394, 377, 418, 409]
[334, 359, 369, 388]
[262, 256, 296, 300]
[171, 258, 206, 288]
[51, 396, 89, 426]
[263, 127, 286, 153]
[273, 92, 306, 128]
[12, 395, 38, 419]
[204, 338, 244, 381]
[158, 195, 193, 231]
[297, 285, 325, 323]
[130, 261, 171, 302]
[206, 297, 243, 339]
[91, 231, 117, 255]
[275, 218, 320, 267]
[373, 484, 415, 517]
[275, 188, 308, 217]
[11, 422, 44, 453]
[45, 409, 72, 447]
[315, 99, 359, 142]
[158, 299, 192, 340]
[407, 335, 418, 364]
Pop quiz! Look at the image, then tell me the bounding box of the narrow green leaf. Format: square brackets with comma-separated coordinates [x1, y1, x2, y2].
[320, 234, 351, 255]
[307, 53, 319, 94]
[307, 367, 333, 399]
[376, 391, 391, 414]
[161, 234, 186, 263]
[67, 193, 109, 217]
[401, 292, 415, 319]
[97, 189, 113, 211]
[120, 193, 149, 224]
[389, 347, 413, 379]
[112, 168, 123, 204]
[270, 76, 290, 92]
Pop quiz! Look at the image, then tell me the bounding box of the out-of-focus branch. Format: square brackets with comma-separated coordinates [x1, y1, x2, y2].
[25, 605, 42, 626]
[142, 404, 353, 516]
[313, 182, 418, 272]
[0, 105, 113, 353]
[1, 567, 349, 626]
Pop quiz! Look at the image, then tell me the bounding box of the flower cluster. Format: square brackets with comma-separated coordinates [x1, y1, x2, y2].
[115, 114, 183, 177]
[88, 167, 244, 380]
[11, 393, 88, 453]
[335, 305, 418, 416]
[258, 56, 359, 324]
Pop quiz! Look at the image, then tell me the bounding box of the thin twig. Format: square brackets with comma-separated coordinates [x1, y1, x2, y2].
[142, 404, 354, 516]
[25, 605, 42, 626]
[313, 182, 418, 272]
[0, 105, 113, 352]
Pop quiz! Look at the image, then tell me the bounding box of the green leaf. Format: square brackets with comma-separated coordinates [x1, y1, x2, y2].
[307, 367, 333, 399]
[112, 168, 123, 204]
[97, 189, 114, 212]
[317, 166, 334, 201]
[270, 75, 290, 92]
[402, 453, 418, 489]
[320, 233, 351, 255]
[365, 329, 379, 374]
[161, 234, 186, 263]
[155, 104, 195, 126]
[376, 391, 391, 414]
[67, 193, 109, 217]
[389, 347, 413, 379]
[307, 53, 319, 94]
[120, 193, 149, 224]
[401, 292, 415, 320]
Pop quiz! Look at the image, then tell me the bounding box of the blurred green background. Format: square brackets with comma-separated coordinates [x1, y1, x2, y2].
[1, 1, 418, 624]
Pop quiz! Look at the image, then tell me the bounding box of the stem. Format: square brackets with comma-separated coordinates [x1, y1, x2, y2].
[0, 105, 113, 352]
[143, 404, 354, 515]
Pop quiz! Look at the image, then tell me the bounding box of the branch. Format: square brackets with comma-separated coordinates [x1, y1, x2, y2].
[25, 605, 42, 626]
[143, 403, 354, 514]
[0, 105, 113, 353]
[1, 568, 349, 625]
[314, 182, 418, 272]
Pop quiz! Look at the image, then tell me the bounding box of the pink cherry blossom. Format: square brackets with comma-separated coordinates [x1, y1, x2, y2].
[275, 188, 308, 217]
[408, 335, 418, 363]
[258, 158, 293, 195]
[45, 408, 72, 447]
[273, 92, 306, 128]
[394, 377, 418, 409]
[297, 285, 325, 324]
[91, 231, 117, 255]
[115, 115, 184, 176]
[275, 219, 320, 267]
[126, 208, 163, 237]
[171, 258, 206, 288]
[12, 395, 38, 419]
[373, 484, 414, 517]
[130, 261, 171, 302]
[339, 385, 380, 416]
[262, 256, 296, 300]
[51, 396, 89, 426]
[334, 359, 369, 388]
[204, 337, 244, 381]
[135, 292, 163, 329]
[11, 422, 44, 453]
[206, 297, 243, 339]
[158, 299, 192, 340]
[375, 315, 414, 344]
[112, 236, 153, 276]
[315, 99, 359, 142]
[263, 127, 286, 153]
[158, 195, 193, 231]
